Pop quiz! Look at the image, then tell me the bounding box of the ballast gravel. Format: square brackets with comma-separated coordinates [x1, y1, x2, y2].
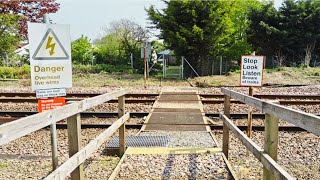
[117, 153, 229, 180]
[213, 130, 320, 180]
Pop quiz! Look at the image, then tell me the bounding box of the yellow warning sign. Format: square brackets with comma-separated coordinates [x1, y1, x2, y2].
[32, 28, 69, 60]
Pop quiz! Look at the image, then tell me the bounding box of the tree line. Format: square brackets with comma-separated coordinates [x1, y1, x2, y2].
[1, 0, 319, 77]
[147, 0, 320, 76]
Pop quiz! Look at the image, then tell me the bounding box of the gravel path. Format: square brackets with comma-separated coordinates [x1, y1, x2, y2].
[117, 153, 229, 180]
[213, 130, 320, 180]
[140, 131, 216, 148]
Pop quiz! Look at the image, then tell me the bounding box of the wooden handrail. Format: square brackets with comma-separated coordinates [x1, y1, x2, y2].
[0, 89, 127, 145]
[221, 88, 320, 136]
[45, 113, 130, 180]
[220, 113, 295, 180]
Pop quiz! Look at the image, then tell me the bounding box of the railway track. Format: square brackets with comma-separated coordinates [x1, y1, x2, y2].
[0, 111, 314, 131]
[0, 92, 319, 132]
[1, 97, 320, 105]
[1, 92, 320, 99]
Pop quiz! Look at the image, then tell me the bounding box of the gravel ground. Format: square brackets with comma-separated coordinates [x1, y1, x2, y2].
[117, 153, 229, 180]
[197, 85, 320, 95]
[0, 102, 153, 112]
[0, 128, 139, 179]
[139, 131, 216, 147]
[213, 130, 320, 180]
[1, 84, 319, 95]
[208, 118, 294, 126]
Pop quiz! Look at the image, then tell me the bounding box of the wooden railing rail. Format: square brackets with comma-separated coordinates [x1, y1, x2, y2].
[220, 113, 294, 180]
[220, 87, 320, 180]
[45, 113, 130, 180]
[221, 88, 320, 136]
[0, 89, 127, 145]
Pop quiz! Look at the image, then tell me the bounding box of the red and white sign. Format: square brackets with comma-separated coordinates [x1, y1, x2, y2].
[38, 97, 66, 112]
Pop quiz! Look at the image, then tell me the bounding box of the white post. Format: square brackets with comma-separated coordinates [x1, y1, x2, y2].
[43, 14, 58, 170]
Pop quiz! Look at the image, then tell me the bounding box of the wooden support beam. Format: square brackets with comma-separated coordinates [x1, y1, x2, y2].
[45, 113, 130, 180]
[220, 113, 294, 180]
[67, 114, 84, 180]
[247, 87, 254, 138]
[223, 95, 230, 159]
[118, 96, 125, 157]
[263, 101, 280, 180]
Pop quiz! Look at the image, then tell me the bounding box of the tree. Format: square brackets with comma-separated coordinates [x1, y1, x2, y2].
[94, 33, 125, 65]
[0, 0, 60, 38]
[247, 0, 320, 67]
[71, 36, 93, 65]
[95, 19, 149, 71]
[222, 0, 263, 69]
[146, 0, 249, 76]
[0, 14, 21, 66]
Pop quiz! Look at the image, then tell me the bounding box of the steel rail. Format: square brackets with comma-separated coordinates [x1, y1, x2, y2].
[1, 92, 320, 99]
[51, 123, 305, 132]
[1, 111, 319, 121]
[1, 98, 320, 105]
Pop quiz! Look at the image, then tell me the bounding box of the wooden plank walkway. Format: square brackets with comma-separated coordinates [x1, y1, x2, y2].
[142, 88, 209, 131]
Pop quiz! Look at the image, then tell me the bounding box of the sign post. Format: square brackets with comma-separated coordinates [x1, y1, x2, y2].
[28, 17, 72, 170]
[240, 52, 264, 141]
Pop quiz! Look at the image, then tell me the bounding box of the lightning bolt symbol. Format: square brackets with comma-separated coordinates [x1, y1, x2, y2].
[46, 36, 55, 56]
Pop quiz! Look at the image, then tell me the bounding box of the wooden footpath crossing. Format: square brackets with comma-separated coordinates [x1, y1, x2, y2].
[141, 88, 209, 131]
[108, 87, 236, 179]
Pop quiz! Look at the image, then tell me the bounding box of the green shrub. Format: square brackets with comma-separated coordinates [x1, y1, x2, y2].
[0, 65, 30, 79]
[72, 64, 132, 74]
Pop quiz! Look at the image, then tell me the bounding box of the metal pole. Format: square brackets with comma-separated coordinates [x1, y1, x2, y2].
[212, 60, 214, 75]
[181, 56, 184, 79]
[43, 14, 58, 170]
[147, 57, 149, 78]
[131, 53, 133, 68]
[220, 56, 222, 75]
[184, 57, 200, 77]
[144, 46, 147, 88]
[162, 54, 165, 78]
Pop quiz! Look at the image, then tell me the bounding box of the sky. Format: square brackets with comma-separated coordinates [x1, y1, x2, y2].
[50, 0, 284, 41]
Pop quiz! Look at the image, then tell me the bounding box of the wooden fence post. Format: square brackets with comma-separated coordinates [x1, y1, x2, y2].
[223, 95, 231, 159]
[118, 95, 126, 157]
[67, 113, 84, 180]
[263, 101, 280, 180]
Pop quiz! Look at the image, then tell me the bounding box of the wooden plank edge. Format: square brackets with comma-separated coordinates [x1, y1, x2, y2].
[221, 153, 239, 180]
[139, 90, 162, 133]
[108, 153, 127, 180]
[222, 88, 320, 136]
[44, 113, 130, 180]
[208, 131, 221, 149]
[220, 113, 295, 180]
[125, 147, 221, 155]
